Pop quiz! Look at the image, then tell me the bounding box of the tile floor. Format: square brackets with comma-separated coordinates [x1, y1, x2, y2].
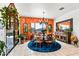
[8, 40, 79, 56]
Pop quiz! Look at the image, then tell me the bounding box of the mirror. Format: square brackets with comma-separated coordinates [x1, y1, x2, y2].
[56, 18, 73, 32]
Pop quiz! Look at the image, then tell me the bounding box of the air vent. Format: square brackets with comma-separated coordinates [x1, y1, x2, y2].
[59, 7, 64, 10]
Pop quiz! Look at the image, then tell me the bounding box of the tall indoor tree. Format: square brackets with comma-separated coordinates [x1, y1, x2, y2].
[0, 6, 17, 29]
[0, 5, 18, 56]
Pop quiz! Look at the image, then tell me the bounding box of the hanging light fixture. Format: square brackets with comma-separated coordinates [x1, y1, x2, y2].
[43, 11, 45, 20]
[42, 10, 48, 25]
[41, 9, 47, 41]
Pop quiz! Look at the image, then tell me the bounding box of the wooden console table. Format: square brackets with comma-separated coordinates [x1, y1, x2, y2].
[55, 31, 71, 44]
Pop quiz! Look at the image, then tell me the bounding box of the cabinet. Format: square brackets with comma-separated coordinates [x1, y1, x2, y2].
[55, 31, 71, 44]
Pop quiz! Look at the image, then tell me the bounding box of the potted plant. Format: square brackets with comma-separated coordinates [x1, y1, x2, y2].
[0, 6, 18, 29]
[16, 34, 26, 44]
[0, 40, 6, 56]
[16, 34, 22, 44]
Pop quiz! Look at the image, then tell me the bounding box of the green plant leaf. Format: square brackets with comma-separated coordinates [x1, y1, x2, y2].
[0, 40, 6, 55]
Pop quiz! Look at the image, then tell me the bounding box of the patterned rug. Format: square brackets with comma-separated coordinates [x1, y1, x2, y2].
[28, 40, 61, 52]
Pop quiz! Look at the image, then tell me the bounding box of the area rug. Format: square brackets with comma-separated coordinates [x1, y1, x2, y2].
[28, 40, 61, 52]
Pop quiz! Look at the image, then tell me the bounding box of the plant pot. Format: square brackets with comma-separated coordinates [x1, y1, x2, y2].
[18, 38, 21, 44]
[19, 39, 24, 44]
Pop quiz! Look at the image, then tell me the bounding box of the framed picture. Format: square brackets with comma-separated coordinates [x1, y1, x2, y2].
[48, 24, 52, 32]
[23, 23, 28, 32]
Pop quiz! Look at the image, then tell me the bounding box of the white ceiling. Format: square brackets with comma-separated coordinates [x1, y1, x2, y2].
[14, 3, 79, 19]
[1, 3, 79, 19]
[0, 3, 9, 8]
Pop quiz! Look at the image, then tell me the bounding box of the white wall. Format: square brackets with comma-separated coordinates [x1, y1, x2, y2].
[0, 4, 7, 42]
[0, 24, 6, 43]
[0, 7, 6, 55]
[0, 9, 6, 44]
[0, 27, 6, 42]
[55, 9, 79, 40]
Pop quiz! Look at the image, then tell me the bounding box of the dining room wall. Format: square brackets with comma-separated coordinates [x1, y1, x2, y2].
[20, 16, 54, 40]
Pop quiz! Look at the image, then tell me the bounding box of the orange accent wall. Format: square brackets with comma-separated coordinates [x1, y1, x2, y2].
[20, 16, 54, 40]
